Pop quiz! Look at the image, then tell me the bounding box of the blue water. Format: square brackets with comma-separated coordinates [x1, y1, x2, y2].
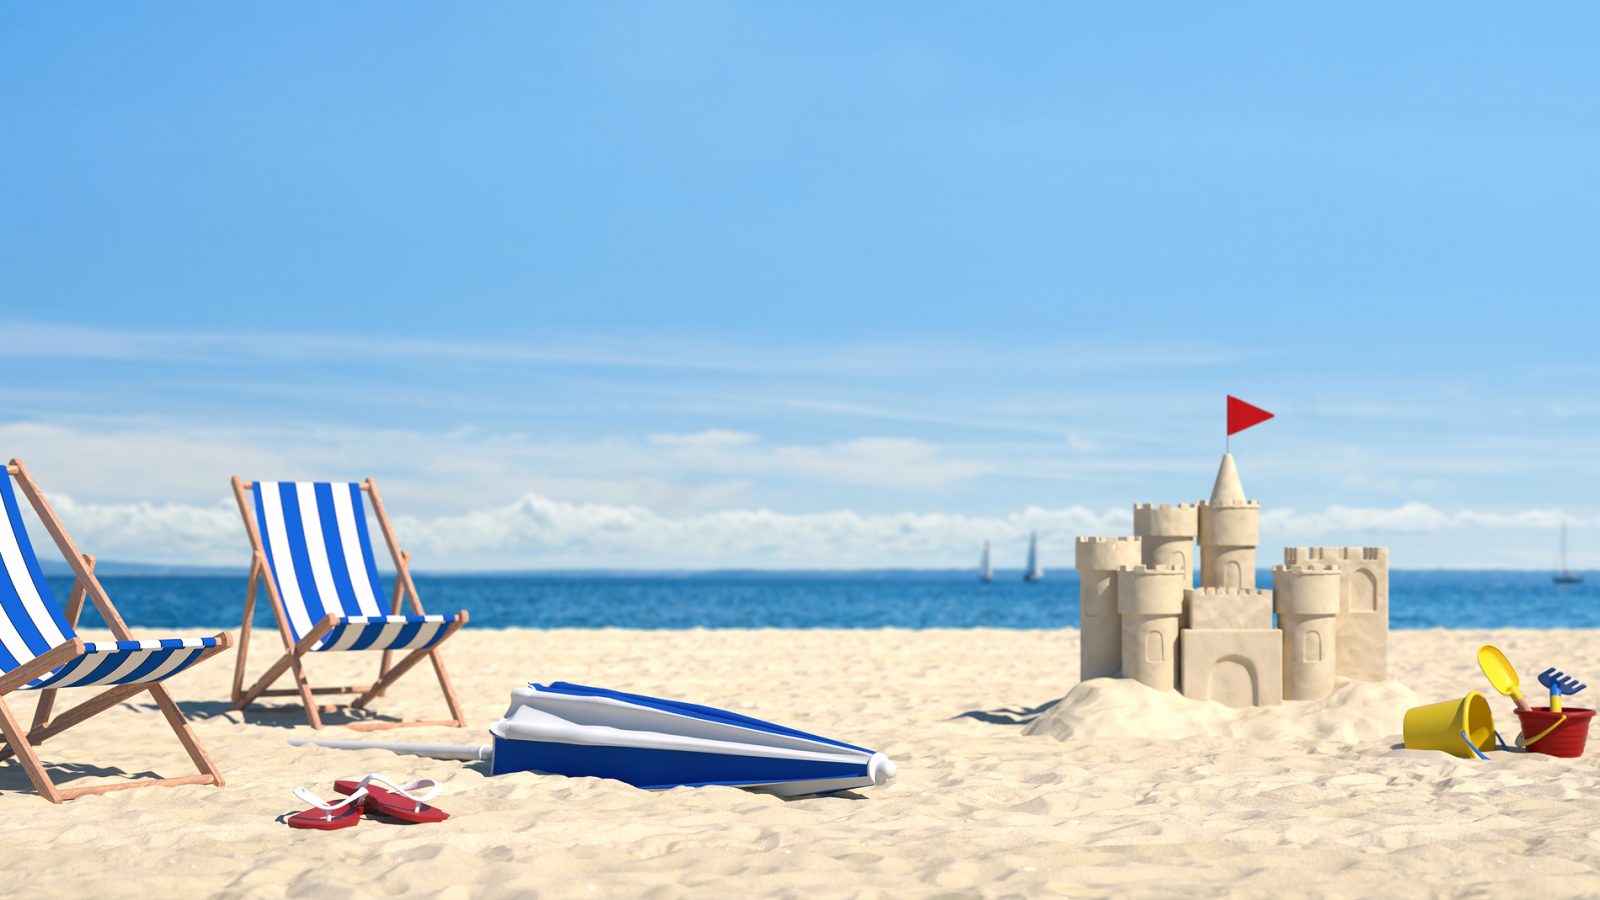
[38, 570, 1600, 630]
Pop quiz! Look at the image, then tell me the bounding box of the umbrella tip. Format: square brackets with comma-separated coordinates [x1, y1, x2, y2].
[869, 752, 897, 785]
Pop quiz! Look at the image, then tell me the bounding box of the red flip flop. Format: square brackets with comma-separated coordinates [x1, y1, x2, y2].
[286, 787, 366, 830]
[334, 776, 449, 824]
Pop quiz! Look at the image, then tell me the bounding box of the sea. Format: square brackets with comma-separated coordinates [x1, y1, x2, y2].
[40, 570, 1600, 631]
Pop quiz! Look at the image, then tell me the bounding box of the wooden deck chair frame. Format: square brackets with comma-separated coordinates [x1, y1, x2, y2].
[229, 476, 466, 731]
[0, 459, 230, 802]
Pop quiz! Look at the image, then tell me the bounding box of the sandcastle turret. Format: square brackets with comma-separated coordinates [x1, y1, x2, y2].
[1132, 503, 1199, 587]
[1075, 537, 1143, 680]
[1272, 565, 1341, 701]
[1283, 547, 1390, 682]
[1198, 453, 1260, 589]
[1116, 565, 1185, 691]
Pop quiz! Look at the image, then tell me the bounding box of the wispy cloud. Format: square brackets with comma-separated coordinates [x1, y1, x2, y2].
[0, 421, 992, 509]
[1262, 504, 1581, 535]
[0, 320, 1238, 377]
[23, 491, 1594, 571]
[648, 429, 756, 447]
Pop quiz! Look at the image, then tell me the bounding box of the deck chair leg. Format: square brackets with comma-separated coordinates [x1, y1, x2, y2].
[28, 693, 54, 736]
[3, 670, 219, 758]
[233, 649, 296, 708]
[351, 647, 429, 710]
[376, 579, 405, 698]
[1, 682, 146, 761]
[232, 562, 261, 705]
[0, 683, 222, 800]
[351, 643, 445, 712]
[0, 695, 62, 803]
[287, 654, 322, 729]
[429, 650, 466, 726]
[352, 616, 465, 714]
[233, 617, 334, 729]
[234, 647, 324, 729]
[147, 684, 224, 786]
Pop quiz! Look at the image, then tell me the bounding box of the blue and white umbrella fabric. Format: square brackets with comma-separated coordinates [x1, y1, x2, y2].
[291, 681, 897, 798]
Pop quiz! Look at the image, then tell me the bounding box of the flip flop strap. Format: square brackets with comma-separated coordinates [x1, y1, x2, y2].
[351, 773, 443, 805]
[293, 785, 367, 814]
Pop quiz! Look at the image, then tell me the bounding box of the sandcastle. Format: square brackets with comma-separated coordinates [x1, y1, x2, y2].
[1075, 452, 1390, 708]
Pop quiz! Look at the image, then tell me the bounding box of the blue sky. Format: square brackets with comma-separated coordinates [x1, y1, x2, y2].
[1, 4, 1596, 569]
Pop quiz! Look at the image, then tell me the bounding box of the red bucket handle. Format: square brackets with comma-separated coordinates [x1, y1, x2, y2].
[1524, 715, 1568, 747]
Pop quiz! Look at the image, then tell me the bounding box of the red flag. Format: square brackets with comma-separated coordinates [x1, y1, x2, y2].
[1227, 395, 1273, 436]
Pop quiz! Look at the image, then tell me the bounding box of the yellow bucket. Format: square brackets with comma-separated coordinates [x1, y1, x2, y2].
[1403, 692, 1496, 759]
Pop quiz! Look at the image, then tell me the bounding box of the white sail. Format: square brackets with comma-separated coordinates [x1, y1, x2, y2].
[1023, 532, 1043, 582]
[979, 541, 993, 583]
[1556, 521, 1583, 584]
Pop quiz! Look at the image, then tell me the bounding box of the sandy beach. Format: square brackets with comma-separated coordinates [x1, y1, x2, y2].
[0, 626, 1596, 898]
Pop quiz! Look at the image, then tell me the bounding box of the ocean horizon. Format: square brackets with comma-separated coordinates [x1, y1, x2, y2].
[40, 569, 1600, 631]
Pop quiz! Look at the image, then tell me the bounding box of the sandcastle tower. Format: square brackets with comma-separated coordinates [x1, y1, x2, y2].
[1272, 565, 1341, 701]
[1116, 565, 1185, 691]
[1198, 453, 1260, 589]
[1132, 503, 1199, 587]
[1283, 547, 1390, 681]
[1075, 537, 1143, 680]
[1178, 586, 1282, 708]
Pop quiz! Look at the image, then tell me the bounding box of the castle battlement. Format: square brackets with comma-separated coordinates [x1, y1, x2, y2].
[1198, 499, 1262, 509]
[1117, 566, 1186, 616]
[1185, 586, 1272, 630]
[1075, 536, 1143, 573]
[1188, 586, 1272, 598]
[1116, 564, 1184, 575]
[1133, 502, 1200, 511]
[1271, 563, 1341, 575]
[1133, 503, 1199, 538]
[1284, 546, 1387, 564]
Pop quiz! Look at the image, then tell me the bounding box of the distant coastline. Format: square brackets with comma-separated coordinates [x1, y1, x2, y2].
[38, 561, 1592, 578]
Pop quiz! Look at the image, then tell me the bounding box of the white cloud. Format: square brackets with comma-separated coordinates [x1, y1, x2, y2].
[388, 496, 1125, 569]
[0, 421, 987, 510]
[16, 490, 1596, 571]
[40, 494, 243, 564]
[648, 430, 756, 447]
[766, 438, 989, 489]
[0, 320, 1236, 377]
[1262, 504, 1583, 535]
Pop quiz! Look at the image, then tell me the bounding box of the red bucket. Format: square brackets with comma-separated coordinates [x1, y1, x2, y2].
[1516, 706, 1595, 758]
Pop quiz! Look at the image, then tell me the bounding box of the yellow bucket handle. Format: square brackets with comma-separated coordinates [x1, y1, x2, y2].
[1524, 715, 1568, 747]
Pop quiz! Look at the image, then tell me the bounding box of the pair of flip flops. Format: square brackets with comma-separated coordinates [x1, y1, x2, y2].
[287, 775, 449, 830]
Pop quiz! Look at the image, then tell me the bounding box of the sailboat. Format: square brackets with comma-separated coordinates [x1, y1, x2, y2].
[1022, 532, 1043, 583]
[978, 541, 994, 583]
[1555, 521, 1583, 585]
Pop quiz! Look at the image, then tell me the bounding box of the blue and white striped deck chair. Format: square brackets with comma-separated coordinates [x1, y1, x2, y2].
[230, 477, 467, 730]
[0, 459, 230, 802]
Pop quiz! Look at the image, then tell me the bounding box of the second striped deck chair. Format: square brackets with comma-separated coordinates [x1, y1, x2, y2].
[230, 477, 467, 730]
[0, 459, 230, 802]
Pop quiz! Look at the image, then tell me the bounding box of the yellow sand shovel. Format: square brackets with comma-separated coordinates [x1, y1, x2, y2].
[1478, 645, 1533, 713]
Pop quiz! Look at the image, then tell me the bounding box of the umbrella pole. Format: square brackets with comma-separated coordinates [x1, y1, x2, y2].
[288, 737, 491, 762]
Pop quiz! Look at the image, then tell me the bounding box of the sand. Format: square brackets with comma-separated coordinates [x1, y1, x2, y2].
[0, 626, 1596, 898]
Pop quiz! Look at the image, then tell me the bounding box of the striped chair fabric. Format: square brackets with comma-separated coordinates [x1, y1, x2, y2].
[252, 482, 457, 653]
[0, 476, 219, 691]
